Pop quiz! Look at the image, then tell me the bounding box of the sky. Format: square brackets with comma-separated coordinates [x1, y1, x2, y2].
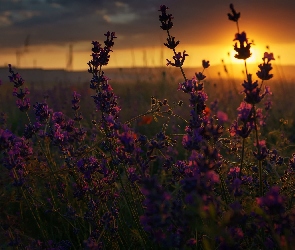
[0, 0, 295, 71]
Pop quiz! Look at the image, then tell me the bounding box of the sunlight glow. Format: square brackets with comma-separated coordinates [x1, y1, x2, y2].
[229, 46, 261, 64]
[0, 43, 294, 71]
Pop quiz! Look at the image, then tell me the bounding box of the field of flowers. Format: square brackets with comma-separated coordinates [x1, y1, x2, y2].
[1, 4, 295, 249]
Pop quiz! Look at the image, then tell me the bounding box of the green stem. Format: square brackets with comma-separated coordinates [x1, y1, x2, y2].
[239, 138, 245, 179]
[253, 106, 263, 196]
[244, 60, 248, 76]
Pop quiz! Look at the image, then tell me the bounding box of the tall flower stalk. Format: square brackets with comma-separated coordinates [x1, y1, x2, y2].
[228, 4, 273, 196]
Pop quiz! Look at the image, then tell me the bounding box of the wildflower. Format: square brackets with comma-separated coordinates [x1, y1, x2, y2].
[16, 98, 30, 112]
[164, 36, 179, 49]
[88, 31, 116, 72]
[140, 177, 172, 244]
[217, 111, 228, 123]
[166, 51, 188, 67]
[256, 186, 285, 215]
[71, 91, 81, 111]
[8, 66, 31, 112]
[269, 149, 283, 166]
[189, 90, 208, 108]
[204, 107, 210, 118]
[228, 3, 240, 22]
[257, 52, 275, 80]
[23, 122, 41, 139]
[158, 5, 174, 30]
[118, 125, 138, 153]
[263, 52, 275, 62]
[8, 64, 25, 88]
[264, 100, 272, 111]
[233, 32, 252, 60]
[91, 82, 120, 116]
[13, 87, 29, 99]
[138, 115, 153, 125]
[33, 102, 52, 122]
[202, 59, 210, 69]
[52, 112, 66, 127]
[195, 72, 206, 81]
[229, 120, 252, 138]
[104, 31, 117, 48]
[242, 74, 271, 104]
[178, 77, 197, 93]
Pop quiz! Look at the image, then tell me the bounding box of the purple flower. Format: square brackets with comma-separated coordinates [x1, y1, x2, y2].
[166, 51, 188, 67]
[237, 102, 253, 122]
[256, 186, 285, 215]
[71, 91, 81, 111]
[229, 120, 252, 138]
[253, 140, 268, 161]
[202, 59, 210, 69]
[8, 64, 25, 88]
[217, 111, 228, 123]
[16, 98, 30, 112]
[242, 74, 270, 104]
[158, 5, 174, 30]
[228, 4, 240, 22]
[33, 102, 52, 122]
[178, 78, 197, 93]
[195, 72, 206, 81]
[233, 32, 252, 60]
[118, 125, 138, 153]
[256, 52, 275, 80]
[52, 112, 66, 127]
[164, 36, 179, 49]
[23, 122, 41, 139]
[0, 128, 14, 151]
[87, 31, 116, 72]
[104, 31, 117, 48]
[13, 87, 29, 99]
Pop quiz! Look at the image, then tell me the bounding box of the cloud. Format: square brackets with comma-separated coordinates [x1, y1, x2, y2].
[103, 12, 138, 24]
[0, 0, 294, 50]
[102, 2, 138, 24]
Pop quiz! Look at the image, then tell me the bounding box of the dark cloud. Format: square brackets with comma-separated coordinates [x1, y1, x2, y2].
[0, 0, 294, 50]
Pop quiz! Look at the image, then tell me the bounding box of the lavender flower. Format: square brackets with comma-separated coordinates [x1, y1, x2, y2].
[227, 3, 240, 22]
[8, 65, 30, 112]
[8, 64, 25, 88]
[256, 186, 285, 215]
[158, 5, 174, 30]
[257, 52, 275, 80]
[166, 51, 188, 67]
[33, 102, 52, 122]
[233, 32, 252, 60]
[242, 74, 272, 105]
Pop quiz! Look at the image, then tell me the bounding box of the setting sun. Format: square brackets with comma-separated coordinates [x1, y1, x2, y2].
[229, 46, 262, 64]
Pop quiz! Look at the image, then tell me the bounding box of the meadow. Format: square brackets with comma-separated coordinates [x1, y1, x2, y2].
[1, 4, 295, 249]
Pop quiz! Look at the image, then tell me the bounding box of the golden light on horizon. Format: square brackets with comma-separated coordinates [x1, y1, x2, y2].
[0, 42, 294, 71]
[229, 46, 260, 65]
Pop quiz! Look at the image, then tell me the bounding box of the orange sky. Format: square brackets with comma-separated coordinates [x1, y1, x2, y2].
[1, 0, 295, 71]
[1, 42, 294, 71]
